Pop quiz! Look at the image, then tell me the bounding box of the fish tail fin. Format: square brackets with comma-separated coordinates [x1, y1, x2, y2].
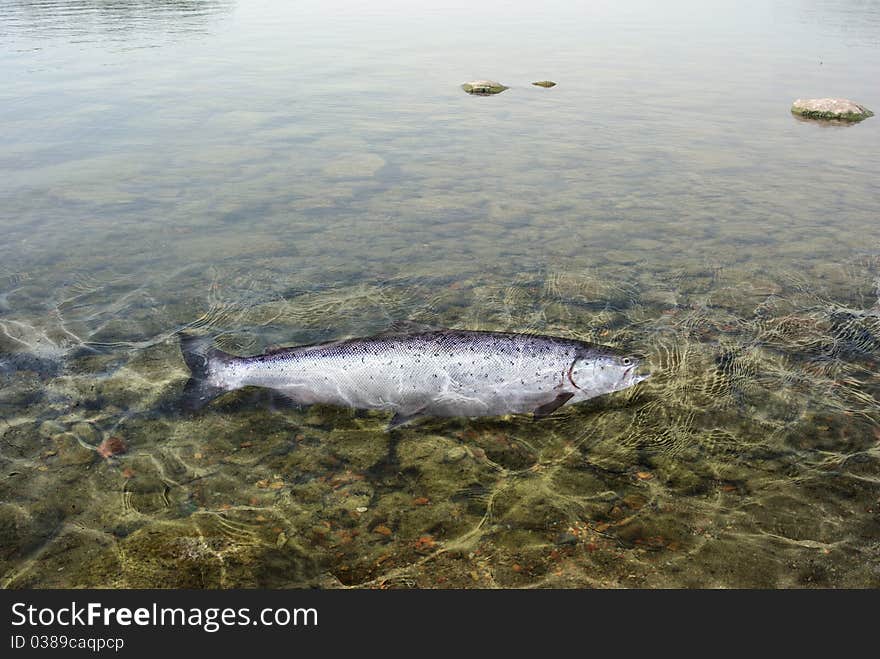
[178, 332, 234, 411]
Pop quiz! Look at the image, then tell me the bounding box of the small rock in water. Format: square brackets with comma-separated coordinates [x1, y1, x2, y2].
[791, 98, 873, 122]
[461, 80, 508, 95]
[532, 80, 556, 88]
[444, 445, 468, 462]
[555, 532, 578, 546]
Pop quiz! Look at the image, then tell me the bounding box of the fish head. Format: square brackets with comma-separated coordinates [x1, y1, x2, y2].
[569, 351, 650, 398]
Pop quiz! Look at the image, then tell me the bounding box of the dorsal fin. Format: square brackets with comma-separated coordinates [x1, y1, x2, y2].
[262, 344, 294, 356]
[383, 320, 444, 334]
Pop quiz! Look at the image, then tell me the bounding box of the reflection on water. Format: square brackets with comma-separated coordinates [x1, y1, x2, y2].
[2, 0, 233, 43]
[0, 0, 879, 588]
[791, 0, 880, 47]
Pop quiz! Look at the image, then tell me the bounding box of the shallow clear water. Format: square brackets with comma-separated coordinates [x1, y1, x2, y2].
[1, 0, 879, 588]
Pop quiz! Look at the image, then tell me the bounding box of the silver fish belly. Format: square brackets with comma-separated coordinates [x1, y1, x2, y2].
[179, 329, 648, 429]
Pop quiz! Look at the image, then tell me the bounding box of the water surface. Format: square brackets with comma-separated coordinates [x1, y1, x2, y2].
[1, 0, 879, 588]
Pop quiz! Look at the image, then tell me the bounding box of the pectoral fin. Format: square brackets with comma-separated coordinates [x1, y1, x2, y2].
[387, 410, 426, 431]
[533, 392, 575, 419]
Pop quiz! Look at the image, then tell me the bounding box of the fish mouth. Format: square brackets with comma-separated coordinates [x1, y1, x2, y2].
[625, 362, 651, 384]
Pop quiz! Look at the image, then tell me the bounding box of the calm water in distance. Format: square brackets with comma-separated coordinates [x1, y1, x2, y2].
[0, 1, 878, 588]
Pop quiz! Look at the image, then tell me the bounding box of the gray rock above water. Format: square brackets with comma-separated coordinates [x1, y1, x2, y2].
[461, 80, 508, 95]
[791, 98, 874, 122]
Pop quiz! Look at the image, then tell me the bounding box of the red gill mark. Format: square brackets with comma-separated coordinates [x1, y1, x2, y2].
[567, 361, 582, 391]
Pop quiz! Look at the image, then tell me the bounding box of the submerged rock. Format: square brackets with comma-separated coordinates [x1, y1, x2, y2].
[532, 80, 556, 88]
[96, 436, 127, 459]
[461, 80, 508, 95]
[322, 153, 385, 179]
[791, 98, 873, 122]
